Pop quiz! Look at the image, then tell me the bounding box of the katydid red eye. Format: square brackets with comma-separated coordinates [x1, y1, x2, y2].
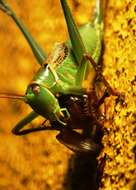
[31, 84, 40, 95]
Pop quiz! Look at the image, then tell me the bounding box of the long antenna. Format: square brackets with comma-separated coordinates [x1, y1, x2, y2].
[0, 92, 25, 100]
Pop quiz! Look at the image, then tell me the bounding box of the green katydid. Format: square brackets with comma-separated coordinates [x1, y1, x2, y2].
[0, 0, 118, 154]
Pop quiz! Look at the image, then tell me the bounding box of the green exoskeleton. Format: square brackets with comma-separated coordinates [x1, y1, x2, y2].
[0, 0, 118, 154]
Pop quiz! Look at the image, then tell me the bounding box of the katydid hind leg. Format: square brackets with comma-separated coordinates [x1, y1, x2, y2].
[12, 125, 51, 135]
[93, 0, 103, 25]
[56, 129, 101, 155]
[12, 111, 62, 135]
[0, 0, 46, 65]
[75, 0, 104, 88]
[12, 111, 41, 135]
[60, 0, 85, 65]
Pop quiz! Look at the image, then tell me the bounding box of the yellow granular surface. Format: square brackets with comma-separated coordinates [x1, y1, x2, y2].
[0, 0, 135, 190]
[99, 0, 136, 190]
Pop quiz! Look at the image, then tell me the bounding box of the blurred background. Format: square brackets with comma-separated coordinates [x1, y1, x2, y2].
[0, 0, 136, 190]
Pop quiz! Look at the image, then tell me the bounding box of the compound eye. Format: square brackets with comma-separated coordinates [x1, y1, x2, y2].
[31, 84, 40, 95]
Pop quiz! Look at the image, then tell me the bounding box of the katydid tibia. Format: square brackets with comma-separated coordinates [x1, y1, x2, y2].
[0, 0, 118, 154]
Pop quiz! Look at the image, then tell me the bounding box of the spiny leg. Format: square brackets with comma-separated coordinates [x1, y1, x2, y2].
[84, 53, 101, 78]
[84, 53, 121, 97]
[94, 89, 109, 109]
[0, 0, 46, 65]
[84, 52, 124, 125]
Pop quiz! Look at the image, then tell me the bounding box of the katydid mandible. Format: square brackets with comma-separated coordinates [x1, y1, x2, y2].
[0, 0, 117, 154]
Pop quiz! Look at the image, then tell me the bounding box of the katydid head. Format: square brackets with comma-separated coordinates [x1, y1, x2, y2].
[25, 83, 64, 122]
[0, 83, 64, 123]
